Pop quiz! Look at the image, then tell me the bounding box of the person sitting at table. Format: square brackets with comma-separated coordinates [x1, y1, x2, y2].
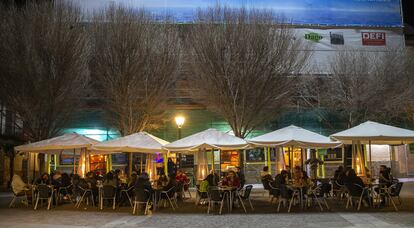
[221, 171, 240, 188]
[118, 170, 128, 185]
[205, 170, 219, 187]
[272, 170, 291, 202]
[11, 174, 32, 202]
[379, 165, 392, 187]
[292, 166, 303, 186]
[59, 173, 72, 199]
[176, 170, 189, 196]
[51, 171, 62, 188]
[36, 173, 51, 185]
[85, 172, 99, 202]
[260, 166, 276, 196]
[377, 165, 393, 206]
[343, 169, 370, 207]
[260, 166, 274, 192]
[134, 172, 153, 204]
[334, 166, 345, 183]
[85, 172, 98, 188]
[333, 166, 345, 190]
[71, 174, 85, 199]
[60, 173, 71, 188]
[103, 171, 118, 187]
[163, 174, 178, 191]
[260, 166, 271, 178]
[157, 172, 169, 188]
[128, 171, 138, 188]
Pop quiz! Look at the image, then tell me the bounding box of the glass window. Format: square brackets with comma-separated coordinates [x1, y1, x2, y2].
[112, 153, 127, 164]
[246, 148, 265, 162]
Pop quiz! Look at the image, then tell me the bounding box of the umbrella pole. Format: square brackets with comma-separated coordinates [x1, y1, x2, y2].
[267, 148, 271, 174]
[369, 140, 372, 176]
[390, 146, 393, 174]
[300, 148, 304, 170]
[128, 153, 133, 177]
[140, 153, 143, 173]
[211, 149, 215, 172]
[73, 149, 76, 174]
[32, 153, 36, 183]
[351, 141, 355, 171]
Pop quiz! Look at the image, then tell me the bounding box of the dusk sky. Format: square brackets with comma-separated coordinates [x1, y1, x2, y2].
[68, 0, 401, 12]
[66, 0, 402, 26]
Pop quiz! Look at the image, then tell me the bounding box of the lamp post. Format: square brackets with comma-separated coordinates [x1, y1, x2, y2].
[175, 116, 185, 170]
[175, 116, 185, 139]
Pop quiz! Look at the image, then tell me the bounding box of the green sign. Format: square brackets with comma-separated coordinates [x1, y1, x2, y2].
[317, 149, 327, 156]
[409, 144, 414, 154]
[305, 32, 323, 42]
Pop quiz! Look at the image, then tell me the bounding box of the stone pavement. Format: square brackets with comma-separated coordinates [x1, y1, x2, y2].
[0, 182, 413, 228]
[1, 209, 414, 228]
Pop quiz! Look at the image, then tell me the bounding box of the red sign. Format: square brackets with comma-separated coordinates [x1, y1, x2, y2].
[361, 32, 386, 46]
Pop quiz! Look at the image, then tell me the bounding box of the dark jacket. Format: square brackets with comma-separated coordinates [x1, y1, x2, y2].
[344, 175, 365, 196]
[261, 174, 274, 190]
[134, 177, 152, 202]
[273, 174, 287, 186]
[237, 172, 246, 189]
[205, 173, 219, 187]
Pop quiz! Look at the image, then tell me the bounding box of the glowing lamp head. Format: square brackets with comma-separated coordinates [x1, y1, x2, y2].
[175, 116, 185, 128]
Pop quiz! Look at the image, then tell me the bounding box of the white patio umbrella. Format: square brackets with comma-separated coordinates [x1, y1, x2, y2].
[330, 121, 414, 145]
[92, 132, 169, 153]
[163, 128, 248, 152]
[164, 128, 248, 181]
[92, 132, 169, 178]
[248, 125, 341, 148]
[331, 121, 414, 172]
[15, 133, 99, 153]
[248, 125, 341, 176]
[15, 133, 100, 177]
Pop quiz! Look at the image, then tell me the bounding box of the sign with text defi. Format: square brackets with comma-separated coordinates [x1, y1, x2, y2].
[361, 32, 386, 46]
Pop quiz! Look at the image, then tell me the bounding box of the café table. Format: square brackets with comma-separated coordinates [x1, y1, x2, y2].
[151, 185, 164, 211]
[218, 186, 237, 213]
[368, 183, 398, 211]
[287, 184, 307, 212]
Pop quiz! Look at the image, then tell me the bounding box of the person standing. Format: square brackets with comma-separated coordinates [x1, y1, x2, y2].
[236, 167, 246, 189]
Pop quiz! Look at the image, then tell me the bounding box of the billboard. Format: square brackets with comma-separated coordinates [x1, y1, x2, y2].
[296, 29, 405, 74]
[70, 0, 403, 27]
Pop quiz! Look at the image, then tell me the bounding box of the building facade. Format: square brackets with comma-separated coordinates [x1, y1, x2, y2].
[6, 0, 414, 185]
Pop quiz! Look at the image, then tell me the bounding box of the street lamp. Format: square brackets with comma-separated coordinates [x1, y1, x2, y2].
[175, 116, 185, 170]
[175, 116, 185, 139]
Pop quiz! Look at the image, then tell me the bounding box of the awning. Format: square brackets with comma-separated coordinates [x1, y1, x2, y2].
[330, 121, 414, 145]
[249, 125, 341, 149]
[15, 133, 99, 153]
[164, 128, 248, 152]
[92, 132, 168, 153]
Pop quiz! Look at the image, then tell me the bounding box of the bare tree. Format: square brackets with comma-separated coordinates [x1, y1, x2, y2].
[304, 48, 414, 128]
[89, 6, 181, 173]
[0, 2, 89, 173]
[186, 7, 310, 138]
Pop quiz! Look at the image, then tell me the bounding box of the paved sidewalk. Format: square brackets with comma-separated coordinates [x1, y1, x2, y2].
[0, 209, 414, 228]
